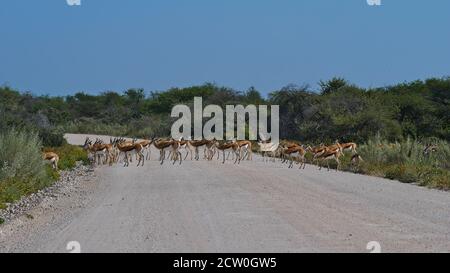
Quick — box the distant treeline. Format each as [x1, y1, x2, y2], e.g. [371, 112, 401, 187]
[1, 77, 449, 145]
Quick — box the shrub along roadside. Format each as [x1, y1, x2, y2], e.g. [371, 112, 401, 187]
[0, 129, 50, 210]
[0, 129, 88, 212]
[328, 137, 450, 190]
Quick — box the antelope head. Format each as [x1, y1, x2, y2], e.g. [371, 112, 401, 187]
[83, 137, 92, 150]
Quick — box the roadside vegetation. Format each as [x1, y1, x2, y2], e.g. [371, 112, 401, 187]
[311, 137, 450, 190]
[0, 129, 51, 210]
[0, 128, 88, 212]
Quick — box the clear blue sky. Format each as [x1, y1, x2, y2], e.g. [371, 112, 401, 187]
[1, 0, 449, 96]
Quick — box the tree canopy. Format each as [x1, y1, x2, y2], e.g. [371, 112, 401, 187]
[1, 77, 449, 143]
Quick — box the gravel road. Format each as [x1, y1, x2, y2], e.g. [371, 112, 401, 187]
[1, 134, 449, 253]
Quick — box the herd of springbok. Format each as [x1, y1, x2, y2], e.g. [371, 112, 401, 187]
[42, 137, 440, 172]
[77, 137, 360, 171]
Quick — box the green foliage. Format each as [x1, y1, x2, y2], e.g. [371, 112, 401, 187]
[335, 136, 450, 190]
[2, 77, 449, 142]
[270, 77, 450, 143]
[0, 129, 48, 186]
[61, 116, 171, 139]
[319, 77, 348, 94]
[0, 129, 53, 206]
[244, 87, 264, 104]
[0, 129, 88, 209]
[39, 129, 67, 147]
[148, 84, 217, 113]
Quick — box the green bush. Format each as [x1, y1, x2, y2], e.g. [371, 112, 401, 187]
[0, 129, 53, 206]
[0, 129, 88, 209]
[61, 115, 171, 139]
[353, 137, 450, 189]
[384, 164, 418, 184]
[39, 129, 67, 147]
[425, 171, 450, 190]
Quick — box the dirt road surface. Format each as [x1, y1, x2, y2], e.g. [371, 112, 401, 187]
[1, 134, 449, 253]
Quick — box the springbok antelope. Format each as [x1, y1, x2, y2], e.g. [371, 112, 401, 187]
[94, 138, 115, 166]
[339, 141, 357, 154]
[316, 148, 341, 171]
[169, 139, 183, 165]
[103, 138, 117, 166]
[114, 137, 139, 163]
[236, 140, 253, 160]
[328, 140, 343, 154]
[153, 138, 182, 165]
[282, 145, 307, 169]
[215, 141, 241, 164]
[306, 144, 327, 164]
[205, 138, 218, 161]
[189, 139, 210, 161]
[177, 137, 194, 160]
[83, 138, 113, 166]
[43, 152, 59, 170]
[83, 137, 94, 163]
[109, 138, 120, 163]
[83, 138, 101, 165]
[138, 138, 153, 160]
[116, 139, 144, 167]
[280, 142, 301, 163]
[152, 138, 171, 163]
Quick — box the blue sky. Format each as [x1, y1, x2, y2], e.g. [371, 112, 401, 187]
[0, 0, 449, 96]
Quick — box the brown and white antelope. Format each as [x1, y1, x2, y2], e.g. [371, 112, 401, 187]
[83, 137, 114, 166]
[138, 138, 153, 160]
[116, 138, 145, 167]
[189, 139, 211, 161]
[153, 138, 182, 165]
[205, 138, 219, 161]
[280, 142, 301, 163]
[338, 141, 357, 154]
[83, 138, 101, 165]
[316, 148, 341, 171]
[177, 137, 195, 160]
[282, 145, 307, 169]
[43, 152, 59, 170]
[236, 140, 253, 160]
[328, 140, 343, 154]
[215, 140, 241, 164]
[109, 138, 120, 163]
[306, 144, 328, 164]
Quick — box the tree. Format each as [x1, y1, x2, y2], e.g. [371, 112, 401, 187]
[319, 77, 348, 95]
[244, 86, 264, 104]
